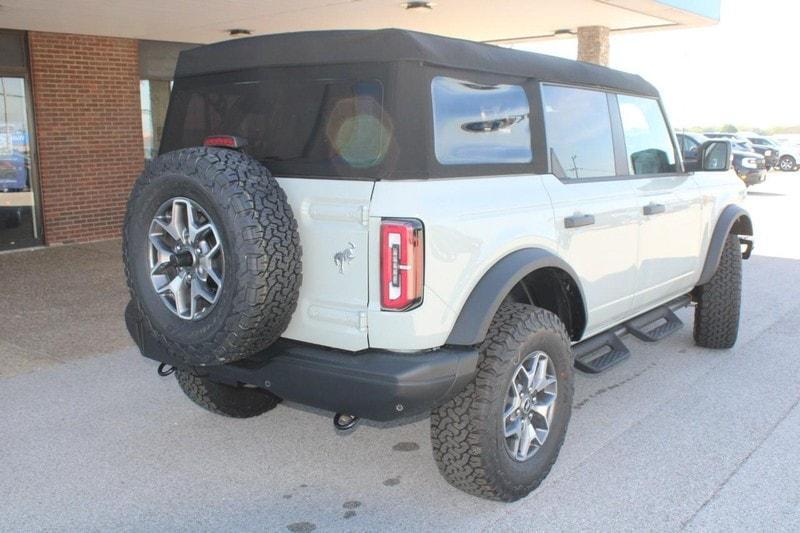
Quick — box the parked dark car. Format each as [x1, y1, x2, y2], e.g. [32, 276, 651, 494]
[705, 131, 778, 169]
[679, 132, 765, 186]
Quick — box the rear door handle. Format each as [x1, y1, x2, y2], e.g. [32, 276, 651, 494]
[564, 214, 595, 228]
[643, 203, 666, 216]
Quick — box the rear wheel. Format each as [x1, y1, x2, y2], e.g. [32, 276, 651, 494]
[431, 304, 573, 502]
[176, 368, 280, 418]
[779, 155, 796, 172]
[694, 233, 742, 349]
[123, 147, 302, 366]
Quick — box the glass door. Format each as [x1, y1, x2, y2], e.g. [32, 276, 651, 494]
[0, 76, 40, 250]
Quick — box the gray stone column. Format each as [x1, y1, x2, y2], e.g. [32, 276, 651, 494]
[577, 26, 610, 66]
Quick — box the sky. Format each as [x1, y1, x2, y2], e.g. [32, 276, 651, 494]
[515, 0, 799, 129]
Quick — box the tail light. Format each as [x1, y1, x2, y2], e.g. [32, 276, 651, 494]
[203, 135, 247, 150]
[380, 219, 424, 311]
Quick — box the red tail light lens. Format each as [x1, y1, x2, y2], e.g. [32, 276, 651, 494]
[203, 135, 247, 149]
[380, 219, 424, 311]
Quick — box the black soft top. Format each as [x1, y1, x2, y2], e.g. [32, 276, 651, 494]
[175, 28, 658, 98]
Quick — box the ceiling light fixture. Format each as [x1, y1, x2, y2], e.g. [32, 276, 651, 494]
[403, 1, 434, 10]
[227, 29, 252, 36]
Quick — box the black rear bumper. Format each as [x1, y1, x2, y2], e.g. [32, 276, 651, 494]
[125, 302, 479, 421]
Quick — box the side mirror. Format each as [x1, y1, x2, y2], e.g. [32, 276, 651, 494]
[699, 140, 732, 171]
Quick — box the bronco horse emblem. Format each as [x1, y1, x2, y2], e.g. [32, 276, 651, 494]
[334, 242, 356, 274]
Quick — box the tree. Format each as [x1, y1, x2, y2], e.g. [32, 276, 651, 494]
[720, 123, 738, 133]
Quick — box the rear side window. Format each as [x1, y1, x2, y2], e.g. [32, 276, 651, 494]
[617, 94, 677, 175]
[541, 85, 616, 179]
[431, 76, 532, 165]
[162, 77, 390, 174]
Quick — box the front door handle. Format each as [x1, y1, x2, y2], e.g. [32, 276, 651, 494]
[564, 214, 595, 228]
[643, 203, 666, 216]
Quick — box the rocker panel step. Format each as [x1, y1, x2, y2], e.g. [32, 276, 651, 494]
[574, 331, 631, 374]
[626, 306, 684, 343]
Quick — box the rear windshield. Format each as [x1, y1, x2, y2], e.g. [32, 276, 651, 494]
[161, 74, 390, 177]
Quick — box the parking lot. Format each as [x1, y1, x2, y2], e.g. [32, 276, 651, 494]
[1, 172, 799, 531]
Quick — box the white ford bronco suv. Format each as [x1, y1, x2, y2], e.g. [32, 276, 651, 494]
[123, 29, 753, 502]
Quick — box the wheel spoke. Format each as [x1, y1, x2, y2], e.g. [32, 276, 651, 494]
[191, 223, 214, 243]
[504, 393, 521, 418]
[518, 421, 534, 458]
[206, 266, 223, 288]
[505, 417, 523, 438]
[531, 399, 554, 429]
[192, 277, 217, 305]
[150, 260, 170, 276]
[152, 218, 176, 242]
[172, 276, 190, 316]
[171, 200, 188, 240]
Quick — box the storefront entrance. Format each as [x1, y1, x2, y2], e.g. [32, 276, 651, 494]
[1, 31, 41, 250]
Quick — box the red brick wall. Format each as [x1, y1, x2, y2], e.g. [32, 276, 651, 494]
[28, 32, 143, 244]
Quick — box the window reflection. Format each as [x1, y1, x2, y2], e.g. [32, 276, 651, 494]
[431, 76, 532, 165]
[541, 85, 616, 179]
[618, 94, 676, 175]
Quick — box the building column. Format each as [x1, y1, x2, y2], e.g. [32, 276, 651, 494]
[28, 32, 143, 244]
[577, 25, 610, 66]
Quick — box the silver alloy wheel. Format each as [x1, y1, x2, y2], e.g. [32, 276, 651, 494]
[503, 350, 558, 462]
[148, 197, 224, 320]
[780, 157, 794, 171]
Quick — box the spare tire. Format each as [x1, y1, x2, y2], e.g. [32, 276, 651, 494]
[123, 147, 302, 366]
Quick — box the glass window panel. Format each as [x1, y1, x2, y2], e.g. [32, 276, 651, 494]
[431, 76, 532, 165]
[618, 94, 677, 175]
[162, 77, 389, 172]
[0, 76, 39, 249]
[541, 85, 616, 179]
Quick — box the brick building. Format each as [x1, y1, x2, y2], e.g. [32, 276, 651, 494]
[0, 0, 719, 251]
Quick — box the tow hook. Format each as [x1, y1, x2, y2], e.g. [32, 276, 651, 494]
[157, 363, 176, 377]
[739, 237, 754, 260]
[333, 413, 360, 431]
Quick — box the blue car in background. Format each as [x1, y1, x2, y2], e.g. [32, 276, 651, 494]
[0, 151, 28, 191]
[0, 128, 29, 192]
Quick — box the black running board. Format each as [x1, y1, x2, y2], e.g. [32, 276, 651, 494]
[573, 295, 691, 375]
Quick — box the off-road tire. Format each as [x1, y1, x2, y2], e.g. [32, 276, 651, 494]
[176, 368, 280, 418]
[123, 147, 302, 366]
[430, 303, 574, 502]
[694, 233, 742, 349]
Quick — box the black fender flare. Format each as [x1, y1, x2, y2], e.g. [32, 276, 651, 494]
[697, 204, 753, 286]
[445, 248, 587, 346]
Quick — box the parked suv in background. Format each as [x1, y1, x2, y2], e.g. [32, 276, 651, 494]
[124, 30, 753, 502]
[743, 134, 783, 170]
[768, 137, 800, 172]
[706, 131, 778, 169]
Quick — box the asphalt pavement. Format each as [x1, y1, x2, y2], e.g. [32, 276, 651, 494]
[1, 172, 799, 531]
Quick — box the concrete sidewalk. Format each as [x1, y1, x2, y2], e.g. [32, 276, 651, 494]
[1, 173, 799, 531]
[0, 239, 132, 378]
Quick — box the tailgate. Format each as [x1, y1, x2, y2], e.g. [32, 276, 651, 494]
[276, 177, 374, 351]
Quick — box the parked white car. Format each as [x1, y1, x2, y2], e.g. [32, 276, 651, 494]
[123, 29, 754, 502]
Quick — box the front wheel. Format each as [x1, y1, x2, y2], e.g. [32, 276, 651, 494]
[779, 155, 797, 172]
[694, 233, 742, 349]
[431, 304, 574, 501]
